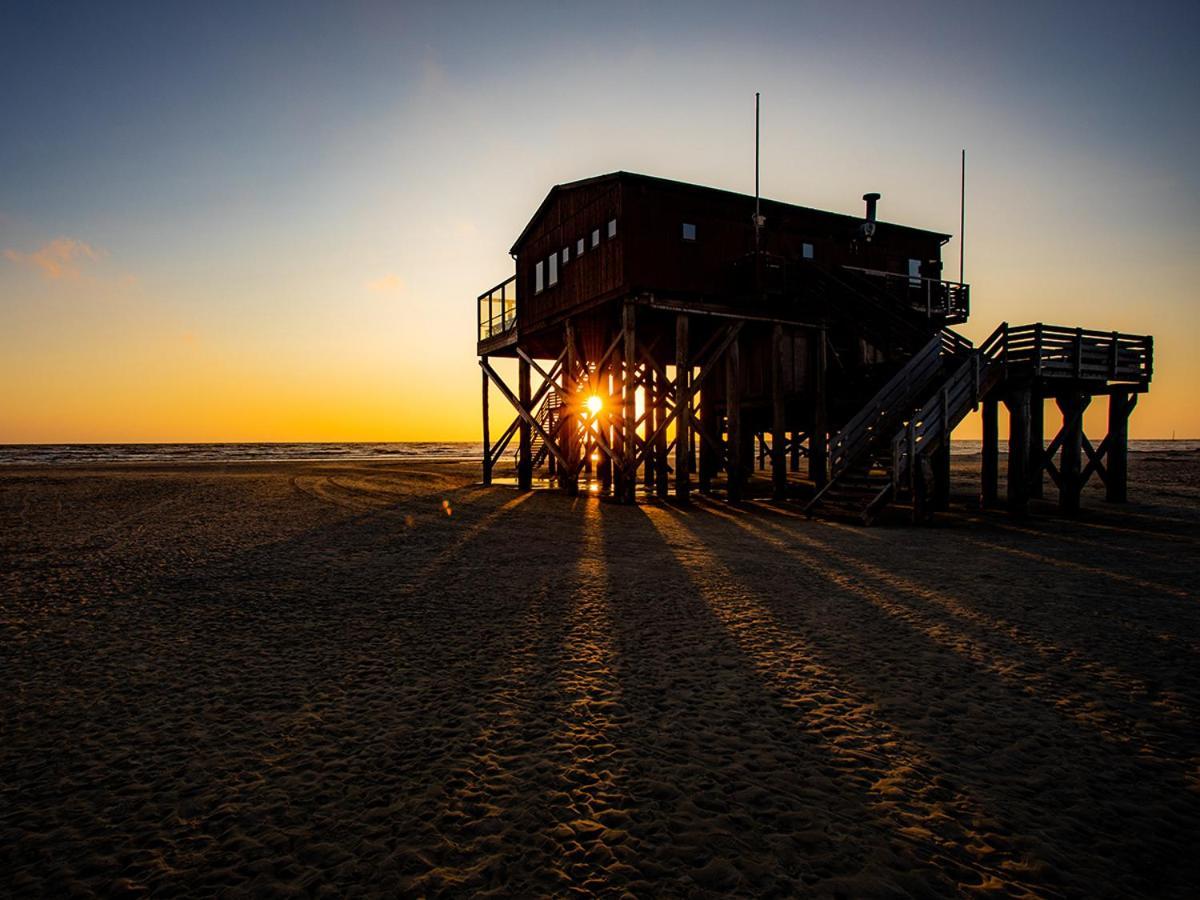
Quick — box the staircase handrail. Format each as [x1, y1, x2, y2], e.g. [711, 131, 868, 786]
[891, 322, 1009, 490]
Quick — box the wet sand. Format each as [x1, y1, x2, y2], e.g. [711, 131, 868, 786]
[2, 454, 1199, 897]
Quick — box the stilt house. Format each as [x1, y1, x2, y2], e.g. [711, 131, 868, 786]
[477, 172, 1152, 521]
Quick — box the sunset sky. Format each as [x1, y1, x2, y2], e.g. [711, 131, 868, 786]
[2, 1, 1197, 442]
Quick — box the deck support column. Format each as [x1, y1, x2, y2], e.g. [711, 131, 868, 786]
[771, 323, 788, 501]
[674, 314, 691, 502]
[809, 328, 828, 489]
[726, 333, 743, 504]
[699, 376, 717, 494]
[1106, 392, 1131, 503]
[621, 301, 638, 504]
[790, 431, 801, 472]
[1057, 392, 1089, 515]
[1006, 386, 1031, 517]
[517, 357, 532, 491]
[655, 365, 670, 499]
[644, 368, 656, 493]
[981, 395, 999, 508]
[612, 343, 626, 501]
[932, 439, 951, 511]
[562, 321, 579, 496]
[1029, 394, 1045, 499]
[481, 363, 492, 486]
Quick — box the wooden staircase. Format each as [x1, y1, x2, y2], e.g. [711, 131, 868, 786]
[515, 390, 564, 472]
[805, 328, 977, 523]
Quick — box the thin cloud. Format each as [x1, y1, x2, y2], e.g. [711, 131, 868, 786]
[366, 273, 405, 294]
[3, 237, 104, 280]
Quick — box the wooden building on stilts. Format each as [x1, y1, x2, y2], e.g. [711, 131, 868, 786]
[477, 172, 1153, 522]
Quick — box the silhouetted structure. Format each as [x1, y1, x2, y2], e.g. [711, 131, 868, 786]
[477, 172, 1152, 521]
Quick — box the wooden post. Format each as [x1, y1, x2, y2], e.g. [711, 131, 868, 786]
[655, 365, 669, 499]
[481, 363, 492, 486]
[1029, 394, 1044, 499]
[698, 375, 717, 494]
[932, 387, 951, 510]
[771, 323, 788, 500]
[622, 301, 638, 504]
[612, 343, 626, 501]
[726, 333, 743, 504]
[518, 357, 532, 491]
[981, 396, 999, 508]
[1106, 392, 1130, 503]
[562, 321, 579, 496]
[674, 314, 690, 502]
[1006, 387, 1030, 517]
[790, 431, 801, 472]
[1058, 392, 1086, 515]
[809, 328, 828, 489]
[644, 367, 656, 493]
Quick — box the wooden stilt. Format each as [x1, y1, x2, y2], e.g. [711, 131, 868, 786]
[1029, 393, 1044, 499]
[481, 363, 492, 486]
[726, 333, 743, 504]
[699, 376, 717, 494]
[932, 439, 951, 511]
[518, 357, 532, 491]
[621, 301, 638, 504]
[772, 324, 788, 500]
[790, 430, 801, 472]
[1058, 392, 1088, 515]
[674, 314, 691, 502]
[644, 367, 656, 492]
[1006, 387, 1031, 517]
[981, 395, 999, 508]
[562, 321, 579, 496]
[1106, 392, 1131, 503]
[612, 347, 625, 499]
[655, 365, 669, 499]
[809, 328, 828, 489]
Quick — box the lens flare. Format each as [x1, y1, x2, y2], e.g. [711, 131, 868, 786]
[585, 395, 603, 416]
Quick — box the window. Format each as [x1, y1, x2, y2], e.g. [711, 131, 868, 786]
[548, 253, 558, 286]
[682, 222, 696, 241]
[562, 246, 570, 264]
[607, 218, 617, 238]
[577, 237, 585, 255]
[802, 242, 814, 259]
[908, 258, 922, 287]
[591, 228, 600, 248]
[535, 260, 544, 294]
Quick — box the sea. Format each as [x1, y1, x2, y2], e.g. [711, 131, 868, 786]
[0, 440, 1196, 465]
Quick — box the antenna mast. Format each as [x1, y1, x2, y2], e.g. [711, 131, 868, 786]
[754, 92, 762, 253]
[959, 148, 966, 283]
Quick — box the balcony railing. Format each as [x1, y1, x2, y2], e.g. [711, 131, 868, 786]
[478, 275, 518, 343]
[841, 266, 970, 322]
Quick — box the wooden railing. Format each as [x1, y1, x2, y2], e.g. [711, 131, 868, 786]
[840, 266, 970, 322]
[826, 328, 973, 480]
[478, 275, 518, 342]
[1002, 324, 1152, 384]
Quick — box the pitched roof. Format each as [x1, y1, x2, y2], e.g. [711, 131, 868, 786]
[510, 171, 951, 253]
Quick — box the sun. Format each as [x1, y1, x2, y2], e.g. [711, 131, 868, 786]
[585, 395, 603, 417]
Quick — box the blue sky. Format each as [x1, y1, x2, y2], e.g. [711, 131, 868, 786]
[2, 1, 1197, 440]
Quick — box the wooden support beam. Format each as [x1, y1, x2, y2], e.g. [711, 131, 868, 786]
[480, 359, 572, 475]
[809, 328, 828, 489]
[699, 374, 717, 494]
[1006, 387, 1031, 517]
[1081, 434, 1110, 486]
[1057, 392, 1088, 515]
[1106, 392, 1131, 503]
[621, 301, 638, 504]
[932, 387, 951, 510]
[771, 323, 788, 500]
[981, 396, 999, 508]
[726, 332, 743, 504]
[518, 357, 532, 491]
[481, 364, 492, 486]
[655, 366, 669, 499]
[1029, 394, 1045, 499]
[790, 431, 801, 472]
[644, 367, 656, 492]
[674, 313, 691, 501]
[561, 321, 579, 496]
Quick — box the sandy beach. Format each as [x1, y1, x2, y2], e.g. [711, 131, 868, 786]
[2, 452, 1198, 897]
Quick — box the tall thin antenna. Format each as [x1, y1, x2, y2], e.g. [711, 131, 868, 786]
[754, 92, 761, 253]
[959, 148, 966, 283]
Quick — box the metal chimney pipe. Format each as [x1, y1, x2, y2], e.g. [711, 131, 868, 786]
[863, 192, 881, 222]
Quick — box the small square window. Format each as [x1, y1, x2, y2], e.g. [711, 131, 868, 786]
[577, 238, 585, 255]
[535, 260, 544, 294]
[682, 222, 696, 241]
[562, 246, 570, 264]
[591, 228, 600, 248]
[802, 242, 814, 259]
[607, 218, 616, 238]
[548, 253, 558, 286]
